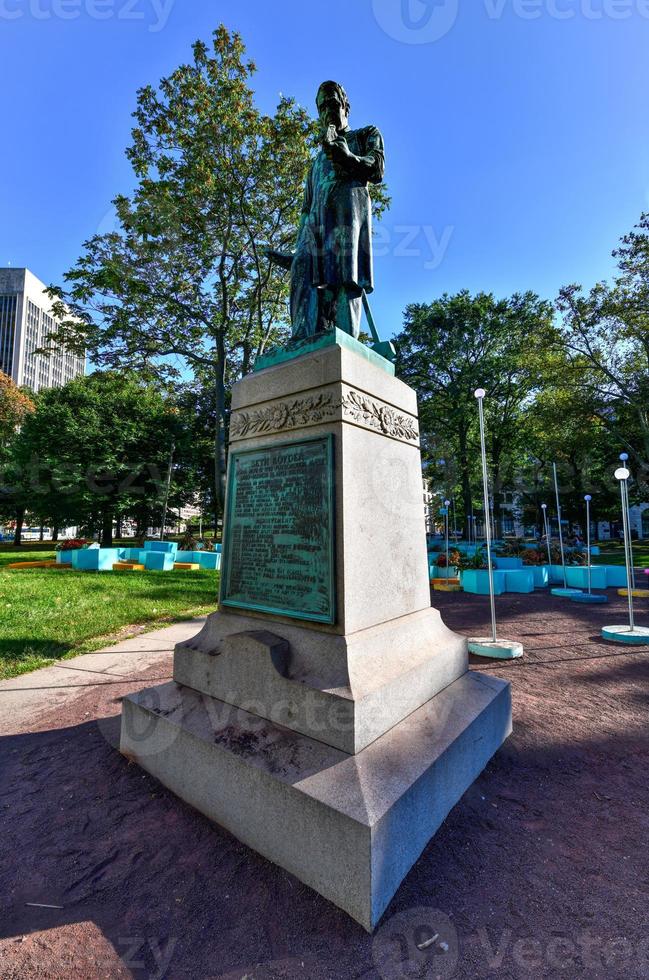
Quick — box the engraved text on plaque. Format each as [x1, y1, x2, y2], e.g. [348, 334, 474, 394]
[221, 436, 335, 623]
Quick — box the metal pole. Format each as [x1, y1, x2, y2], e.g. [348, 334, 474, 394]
[585, 495, 592, 595]
[541, 504, 552, 567]
[444, 499, 450, 577]
[619, 456, 636, 588]
[160, 438, 175, 541]
[475, 389, 497, 642]
[623, 480, 636, 588]
[615, 467, 634, 631]
[553, 462, 568, 589]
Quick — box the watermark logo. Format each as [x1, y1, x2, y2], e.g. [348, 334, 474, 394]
[373, 906, 459, 979]
[373, 0, 649, 43]
[372, 0, 460, 43]
[0, 0, 174, 32]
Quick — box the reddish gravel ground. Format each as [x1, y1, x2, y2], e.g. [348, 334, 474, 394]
[1, 589, 649, 980]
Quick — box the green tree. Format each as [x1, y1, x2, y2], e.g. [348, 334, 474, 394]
[557, 212, 649, 493]
[396, 290, 555, 535]
[0, 372, 34, 448]
[10, 372, 183, 546]
[0, 373, 35, 544]
[45, 26, 317, 522]
[517, 371, 619, 536]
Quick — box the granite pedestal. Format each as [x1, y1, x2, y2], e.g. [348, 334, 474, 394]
[120, 331, 512, 931]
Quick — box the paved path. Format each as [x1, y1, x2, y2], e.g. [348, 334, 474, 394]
[0, 618, 205, 735]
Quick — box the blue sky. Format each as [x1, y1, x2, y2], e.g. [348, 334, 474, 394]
[1, 0, 648, 338]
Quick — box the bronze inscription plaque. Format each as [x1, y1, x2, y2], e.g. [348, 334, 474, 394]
[220, 436, 335, 623]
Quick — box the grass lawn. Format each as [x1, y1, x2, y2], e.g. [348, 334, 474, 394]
[591, 541, 649, 567]
[0, 543, 218, 680]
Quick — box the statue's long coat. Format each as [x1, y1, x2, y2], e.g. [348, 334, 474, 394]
[297, 125, 385, 293]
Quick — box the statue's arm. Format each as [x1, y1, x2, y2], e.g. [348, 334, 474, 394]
[334, 126, 385, 184]
[264, 164, 312, 269]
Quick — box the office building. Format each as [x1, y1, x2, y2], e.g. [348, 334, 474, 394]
[0, 267, 85, 393]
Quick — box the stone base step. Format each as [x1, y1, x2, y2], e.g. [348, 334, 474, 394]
[120, 670, 511, 932]
[112, 562, 145, 571]
[173, 562, 201, 570]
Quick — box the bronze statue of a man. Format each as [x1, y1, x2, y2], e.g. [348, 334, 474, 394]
[268, 81, 385, 341]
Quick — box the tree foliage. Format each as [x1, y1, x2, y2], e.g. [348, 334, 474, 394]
[396, 290, 555, 534]
[557, 212, 649, 493]
[0, 372, 34, 448]
[45, 25, 318, 517]
[7, 372, 186, 546]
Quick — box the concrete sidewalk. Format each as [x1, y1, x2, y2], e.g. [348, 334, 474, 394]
[0, 617, 205, 735]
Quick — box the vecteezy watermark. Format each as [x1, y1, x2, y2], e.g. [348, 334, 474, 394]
[484, 0, 649, 19]
[0, 0, 174, 32]
[372, 0, 460, 44]
[468, 926, 649, 972]
[374, 224, 455, 270]
[118, 936, 178, 979]
[373, 906, 459, 979]
[373, 0, 649, 43]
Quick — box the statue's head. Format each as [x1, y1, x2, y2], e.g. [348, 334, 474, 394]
[316, 81, 350, 132]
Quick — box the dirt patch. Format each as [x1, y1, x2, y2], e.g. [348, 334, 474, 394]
[1, 590, 648, 979]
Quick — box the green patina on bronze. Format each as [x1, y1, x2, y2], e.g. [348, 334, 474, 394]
[220, 435, 336, 623]
[253, 327, 395, 376]
[264, 80, 396, 363]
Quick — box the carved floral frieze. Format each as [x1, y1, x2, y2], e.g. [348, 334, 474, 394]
[230, 389, 418, 444]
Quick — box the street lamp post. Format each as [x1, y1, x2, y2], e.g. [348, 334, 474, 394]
[585, 495, 592, 595]
[541, 503, 552, 568]
[550, 462, 582, 598]
[444, 499, 450, 577]
[601, 466, 649, 644]
[467, 389, 523, 660]
[553, 462, 567, 589]
[619, 454, 636, 589]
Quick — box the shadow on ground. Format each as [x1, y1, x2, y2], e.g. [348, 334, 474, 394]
[2, 591, 649, 978]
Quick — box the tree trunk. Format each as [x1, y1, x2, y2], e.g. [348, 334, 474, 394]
[214, 363, 228, 540]
[13, 507, 24, 547]
[458, 427, 472, 539]
[101, 509, 113, 547]
[52, 526, 59, 542]
[39, 523, 44, 541]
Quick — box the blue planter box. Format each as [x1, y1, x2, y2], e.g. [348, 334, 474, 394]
[430, 565, 459, 579]
[565, 566, 608, 590]
[143, 551, 175, 571]
[493, 557, 523, 570]
[531, 565, 550, 588]
[120, 547, 145, 562]
[460, 569, 506, 595]
[601, 565, 629, 588]
[72, 548, 122, 571]
[503, 569, 534, 593]
[144, 540, 178, 557]
[56, 550, 74, 564]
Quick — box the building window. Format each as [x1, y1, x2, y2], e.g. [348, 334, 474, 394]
[0, 294, 18, 375]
